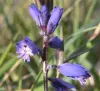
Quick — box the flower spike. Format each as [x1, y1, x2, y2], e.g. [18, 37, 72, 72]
[28, 4, 63, 36]
[58, 63, 91, 85]
[16, 37, 39, 62]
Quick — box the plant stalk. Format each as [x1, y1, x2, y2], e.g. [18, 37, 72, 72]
[42, 36, 48, 91]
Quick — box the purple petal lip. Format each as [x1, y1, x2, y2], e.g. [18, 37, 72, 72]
[48, 78, 76, 91]
[47, 7, 63, 35]
[48, 36, 63, 50]
[58, 63, 91, 85]
[16, 37, 39, 62]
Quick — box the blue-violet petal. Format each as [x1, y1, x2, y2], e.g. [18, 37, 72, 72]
[16, 37, 39, 62]
[28, 3, 41, 26]
[48, 78, 76, 91]
[48, 36, 63, 50]
[58, 63, 91, 85]
[47, 7, 63, 35]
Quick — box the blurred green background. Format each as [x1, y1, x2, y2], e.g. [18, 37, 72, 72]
[0, 0, 100, 91]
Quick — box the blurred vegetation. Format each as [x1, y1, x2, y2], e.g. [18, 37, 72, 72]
[0, 0, 100, 91]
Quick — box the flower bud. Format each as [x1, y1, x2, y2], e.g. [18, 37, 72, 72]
[48, 36, 63, 50]
[47, 7, 63, 35]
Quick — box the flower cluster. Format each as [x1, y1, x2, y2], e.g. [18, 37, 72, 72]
[28, 4, 63, 36]
[16, 4, 63, 61]
[28, 4, 63, 51]
[16, 3, 91, 91]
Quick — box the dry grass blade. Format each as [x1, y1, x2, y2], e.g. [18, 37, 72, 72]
[0, 59, 22, 86]
[89, 23, 100, 41]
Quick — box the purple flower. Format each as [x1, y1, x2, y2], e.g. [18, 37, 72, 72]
[28, 4, 41, 27]
[47, 7, 63, 35]
[28, 4, 63, 36]
[16, 37, 39, 62]
[28, 4, 48, 35]
[48, 78, 76, 91]
[48, 36, 63, 50]
[58, 63, 91, 85]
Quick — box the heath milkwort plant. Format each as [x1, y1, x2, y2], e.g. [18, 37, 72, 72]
[16, 3, 90, 91]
